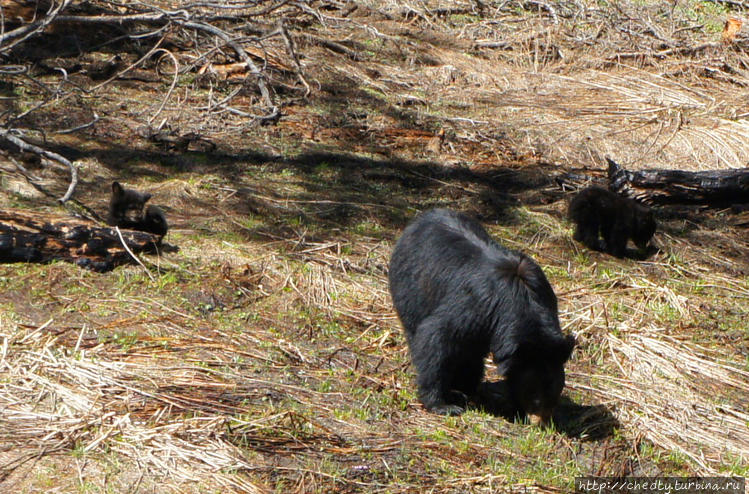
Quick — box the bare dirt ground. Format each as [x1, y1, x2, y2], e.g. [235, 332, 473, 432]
[1, 1, 748, 492]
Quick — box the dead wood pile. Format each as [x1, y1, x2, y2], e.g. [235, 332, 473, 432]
[0, 209, 162, 271]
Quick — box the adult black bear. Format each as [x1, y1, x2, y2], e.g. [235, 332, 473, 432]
[568, 186, 655, 258]
[107, 182, 168, 237]
[388, 208, 575, 424]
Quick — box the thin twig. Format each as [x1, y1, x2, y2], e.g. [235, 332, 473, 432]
[147, 49, 180, 125]
[56, 113, 100, 135]
[0, 128, 78, 203]
[90, 35, 168, 91]
[114, 227, 156, 281]
[0, 0, 73, 52]
[179, 20, 279, 119]
[276, 19, 310, 97]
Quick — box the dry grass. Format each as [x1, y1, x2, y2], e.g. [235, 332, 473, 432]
[607, 333, 748, 470]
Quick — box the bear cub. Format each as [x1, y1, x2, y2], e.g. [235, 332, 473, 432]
[388, 208, 575, 424]
[568, 186, 655, 258]
[107, 182, 168, 237]
[135, 205, 168, 236]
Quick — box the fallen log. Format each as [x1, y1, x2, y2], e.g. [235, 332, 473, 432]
[0, 209, 164, 272]
[607, 158, 749, 206]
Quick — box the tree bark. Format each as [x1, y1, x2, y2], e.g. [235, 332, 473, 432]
[0, 209, 163, 272]
[607, 158, 749, 206]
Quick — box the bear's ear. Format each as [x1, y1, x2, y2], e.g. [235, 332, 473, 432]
[560, 334, 576, 362]
[112, 182, 123, 195]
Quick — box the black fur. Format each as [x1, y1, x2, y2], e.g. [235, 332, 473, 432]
[107, 182, 168, 237]
[388, 208, 575, 421]
[568, 186, 655, 258]
[108, 182, 151, 226]
[120, 205, 168, 236]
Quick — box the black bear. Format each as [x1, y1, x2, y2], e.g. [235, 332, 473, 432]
[133, 205, 168, 236]
[108, 181, 151, 226]
[388, 208, 575, 424]
[568, 186, 655, 258]
[107, 182, 168, 237]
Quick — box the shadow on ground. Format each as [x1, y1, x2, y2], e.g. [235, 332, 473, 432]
[42, 139, 559, 230]
[474, 381, 619, 441]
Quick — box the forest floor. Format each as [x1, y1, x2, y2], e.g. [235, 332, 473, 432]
[1, 1, 748, 492]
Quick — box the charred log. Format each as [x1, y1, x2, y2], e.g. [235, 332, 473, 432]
[0, 209, 165, 272]
[608, 158, 749, 206]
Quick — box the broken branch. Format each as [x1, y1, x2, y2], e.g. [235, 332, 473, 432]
[0, 128, 78, 203]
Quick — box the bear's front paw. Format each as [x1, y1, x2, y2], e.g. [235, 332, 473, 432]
[428, 403, 466, 416]
[424, 390, 467, 415]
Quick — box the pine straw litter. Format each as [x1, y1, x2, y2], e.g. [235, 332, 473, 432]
[577, 332, 749, 473]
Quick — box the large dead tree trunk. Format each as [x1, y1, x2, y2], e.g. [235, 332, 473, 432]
[0, 209, 163, 272]
[607, 158, 749, 206]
